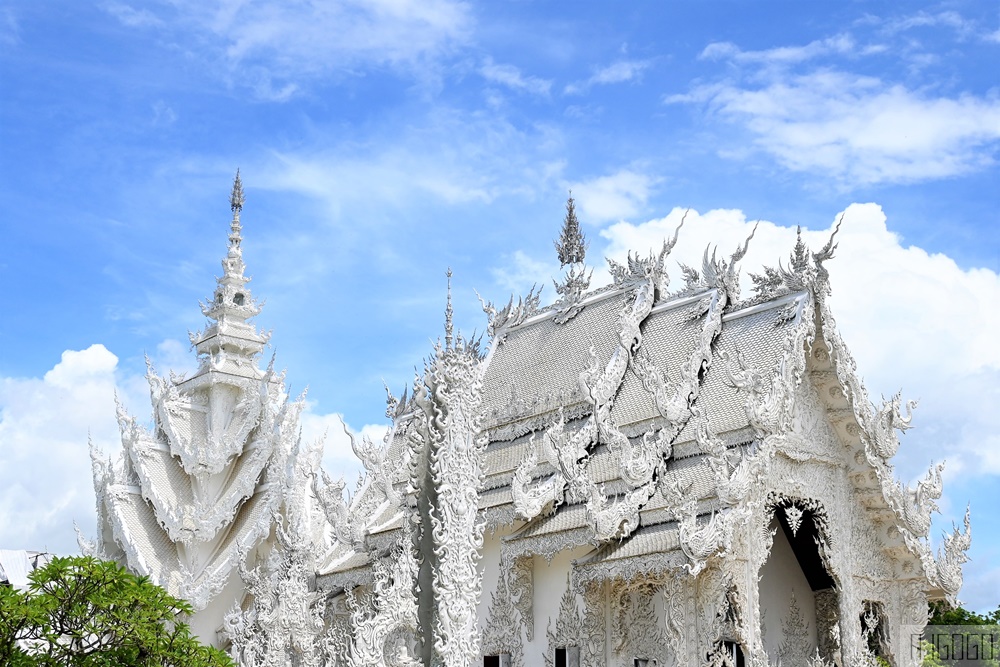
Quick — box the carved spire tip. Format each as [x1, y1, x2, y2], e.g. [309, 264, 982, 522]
[230, 168, 245, 214]
[444, 267, 454, 351]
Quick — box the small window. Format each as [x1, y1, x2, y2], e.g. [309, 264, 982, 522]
[483, 654, 510, 667]
[215, 293, 223, 304]
[233, 292, 245, 306]
[711, 642, 744, 667]
[634, 659, 649, 667]
[556, 646, 580, 667]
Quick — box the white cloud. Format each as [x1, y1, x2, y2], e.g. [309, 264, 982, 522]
[880, 10, 976, 37]
[102, 2, 163, 28]
[700, 34, 855, 66]
[480, 57, 551, 95]
[257, 109, 565, 219]
[107, 0, 472, 99]
[490, 250, 558, 298]
[564, 59, 651, 95]
[568, 168, 658, 223]
[299, 408, 383, 485]
[0, 345, 130, 554]
[667, 69, 1000, 185]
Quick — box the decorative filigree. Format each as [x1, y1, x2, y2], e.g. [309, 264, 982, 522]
[482, 558, 525, 667]
[555, 193, 587, 267]
[783, 505, 805, 537]
[347, 535, 420, 667]
[509, 555, 534, 641]
[544, 575, 585, 667]
[744, 219, 840, 307]
[678, 502, 742, 576]
[935, 506, 972, 604]
[86, 179, 313, 615]
[661, 575, 687, 662]
[866, 391, 917, 462]
[222, 514, 327, 667]
[675, 224, 756, 302]
[479, 284, 543, 339]
[878, 460, 944, 539]
[408, 325, 487, 667]
[612, 583, 666, 664]
[553, 264, 593, 324]
[580, 582, 605, 667]
[777, 589, 812, 665]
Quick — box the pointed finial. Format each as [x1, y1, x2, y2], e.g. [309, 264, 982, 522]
[444, 267, 454, 351]
[555, 190, 587, 267]
[230, 169, 245, 214]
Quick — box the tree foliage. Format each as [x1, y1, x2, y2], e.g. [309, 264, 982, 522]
[0, 556, 233, 667]
[922, 601, 1000, 667]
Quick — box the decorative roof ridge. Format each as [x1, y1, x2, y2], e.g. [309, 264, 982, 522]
[793, 219, 971, 603]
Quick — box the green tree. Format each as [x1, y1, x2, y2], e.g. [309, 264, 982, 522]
[923, 601, 1000, 667]
[0, 556, 233, 667]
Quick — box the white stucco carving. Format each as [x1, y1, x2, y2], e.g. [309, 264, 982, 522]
[85, 188, 971, 667]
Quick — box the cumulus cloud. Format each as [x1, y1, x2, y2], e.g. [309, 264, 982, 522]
[0, 345, 128, 554]
[299, 408, 383, 485]
[568, 169, 658, 223]
[480, 57, 551, 95]
[564, 59, 651, 94]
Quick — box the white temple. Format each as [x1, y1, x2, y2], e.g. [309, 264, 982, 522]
[83, 175, 972, 667]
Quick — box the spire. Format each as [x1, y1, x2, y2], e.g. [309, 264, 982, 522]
[552, 192, 591, 324]
[195, 171, 262, 328]
[187, 172, 268, 382]
[226, 170, 245, 274]
[230, 168, 245, 214]
[444, 268, 454, 351]
[555, 191, 587, 267]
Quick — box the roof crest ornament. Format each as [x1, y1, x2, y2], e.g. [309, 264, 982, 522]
[478, 284, 542, 341]
[553, 193, 592, 325]
[744, 215, 843, 309]
[555, 190, 587, 266]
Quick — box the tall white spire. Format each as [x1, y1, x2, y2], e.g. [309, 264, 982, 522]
[186, 170, 269, 383]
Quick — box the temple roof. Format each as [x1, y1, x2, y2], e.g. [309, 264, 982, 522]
[317, 226, 970, 604]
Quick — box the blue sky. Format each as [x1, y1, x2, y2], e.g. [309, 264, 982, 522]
[1, 1, 999, 610]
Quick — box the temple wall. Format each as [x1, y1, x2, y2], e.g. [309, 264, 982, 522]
[189, 565, 244, 646]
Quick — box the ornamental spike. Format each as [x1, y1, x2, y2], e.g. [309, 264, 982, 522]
[444, 267, 454, 351]
[555, 190, 587, 267]
[230, 168, 245, 214]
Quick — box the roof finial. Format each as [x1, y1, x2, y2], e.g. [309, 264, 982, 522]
[555, 190, 587, 267]
[230, 169, 245, 215]
[444, 268, 454, 351]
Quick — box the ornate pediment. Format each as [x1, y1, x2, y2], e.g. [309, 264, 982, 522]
[150, 371, 266, 476]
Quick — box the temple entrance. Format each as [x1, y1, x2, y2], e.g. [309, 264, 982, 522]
[758, 501, 838, 664]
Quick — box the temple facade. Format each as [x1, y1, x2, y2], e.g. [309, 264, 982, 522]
[83, 177, 971, 667]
